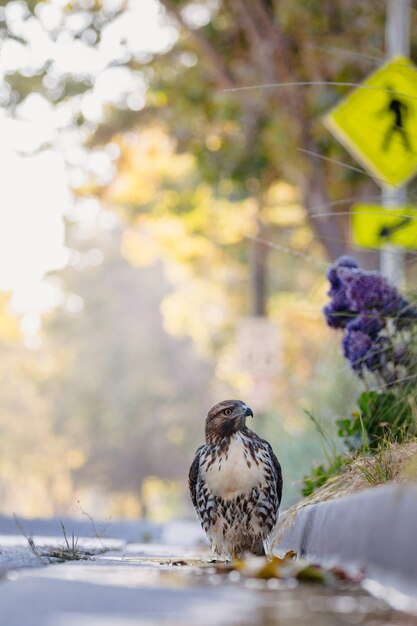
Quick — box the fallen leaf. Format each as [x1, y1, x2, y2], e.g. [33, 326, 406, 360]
[283, 549, 297, 560]
[296, 564, 330, 584]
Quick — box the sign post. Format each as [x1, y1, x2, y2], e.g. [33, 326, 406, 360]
[381, 0, 410, 287]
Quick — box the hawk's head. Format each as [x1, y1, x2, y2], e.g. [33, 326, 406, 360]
[205, 399, 253, 442]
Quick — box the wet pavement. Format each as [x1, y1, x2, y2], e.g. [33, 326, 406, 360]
[1, 535, 417, 626]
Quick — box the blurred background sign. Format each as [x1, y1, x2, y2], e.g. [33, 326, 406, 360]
[237, 317, 282, 377]
[236, 317, 282, 414]
[352, 204, 417, 249]
[324, 56, 417, 187]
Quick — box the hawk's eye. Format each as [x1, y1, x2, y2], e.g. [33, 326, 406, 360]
[224, 408, 232, 416]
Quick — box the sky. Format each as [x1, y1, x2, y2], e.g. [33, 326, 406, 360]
[0, 0, 180, 314]
[0, 112, 70, 311]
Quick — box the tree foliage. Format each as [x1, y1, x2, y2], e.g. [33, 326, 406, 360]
[0, 1, 125, 107]
[2, 0, 411, 260]
[93, 0, 406, 259]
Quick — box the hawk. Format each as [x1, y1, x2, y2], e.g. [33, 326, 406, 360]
[189, 399, 283, 559]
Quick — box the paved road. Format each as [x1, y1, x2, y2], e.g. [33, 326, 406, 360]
[0, 519, 416, 626]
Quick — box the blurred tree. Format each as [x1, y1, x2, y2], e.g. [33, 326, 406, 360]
[93, 126, 360, 435]
[0, 292, 20, 342]
[0, 294, 75, 516]
[85, 0, 404, 318]
[91, 0, 395, 262]
[40, 215, 219, 515]
[86, 124, 325, 359]
[1, 0, 406, 300]
[0, 0, 125, 108]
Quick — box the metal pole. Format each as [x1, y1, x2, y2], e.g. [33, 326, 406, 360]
[381, 0, 410, 286]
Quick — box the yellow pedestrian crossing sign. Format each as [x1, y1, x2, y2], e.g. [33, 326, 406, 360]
[324, 56, 417, 187]
[352, 204, 417, 249]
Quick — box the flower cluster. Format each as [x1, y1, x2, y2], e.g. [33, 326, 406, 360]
[323, 256, 417, 383]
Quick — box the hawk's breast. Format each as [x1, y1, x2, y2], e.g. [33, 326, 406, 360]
[201, 433, 266, 500]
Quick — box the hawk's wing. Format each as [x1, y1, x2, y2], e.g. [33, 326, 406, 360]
[263, 441, 283, 506]
[188, 445, 205, 510]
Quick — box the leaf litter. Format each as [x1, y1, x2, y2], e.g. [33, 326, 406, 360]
[215, 550, 362, 587]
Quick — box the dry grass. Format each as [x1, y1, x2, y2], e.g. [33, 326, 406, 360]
[273, 442, 417, 549]
[13, 516, 106, 564]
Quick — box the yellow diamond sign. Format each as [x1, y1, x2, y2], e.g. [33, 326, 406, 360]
[324, 56, 417, 187]
[352, 204, 417, 249]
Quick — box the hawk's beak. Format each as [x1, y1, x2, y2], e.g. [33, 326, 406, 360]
[244, 406, 254, 418]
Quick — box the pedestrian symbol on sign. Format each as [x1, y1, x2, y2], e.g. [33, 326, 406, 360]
[381, 85, 411, 153]
[324, 56, 417, 187]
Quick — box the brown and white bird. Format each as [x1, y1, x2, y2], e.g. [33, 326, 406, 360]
[189, 399, 282, 559]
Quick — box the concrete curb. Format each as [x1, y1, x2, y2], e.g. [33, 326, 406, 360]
[275, 483, 417, 597]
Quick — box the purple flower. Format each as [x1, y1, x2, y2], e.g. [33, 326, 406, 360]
[342, 331, 390, 375]
[346, 271, 402, 315]
[323, 295, 355, 329]
[324, 256, 360, 329]
[346, 313, 384, 339]
[327, 256, 359, 295]
[342, 330, 374, 374]
[324, 256, 417, 385]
